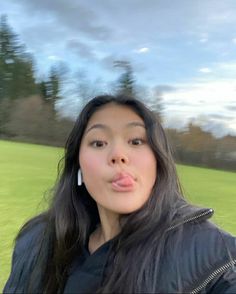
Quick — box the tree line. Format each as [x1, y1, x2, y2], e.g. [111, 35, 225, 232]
[0, 15, 61, 135]
[0, 15, 235, 171]
[167, 125, 236, 171]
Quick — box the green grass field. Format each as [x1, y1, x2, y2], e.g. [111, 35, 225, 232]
[0, 140, 235, 290]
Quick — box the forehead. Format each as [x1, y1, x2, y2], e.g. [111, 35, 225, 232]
[86, 103, 144, 128]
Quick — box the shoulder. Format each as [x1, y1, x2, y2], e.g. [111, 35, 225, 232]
[182, 220, 236, 255]
[188, 221, 236, 293]
[184, 220, 236, 265]
[169, 220, 236, 293]
[169, 203, 236, 270]
[14, 220, 46, 255]
[3, 219, 47, 293]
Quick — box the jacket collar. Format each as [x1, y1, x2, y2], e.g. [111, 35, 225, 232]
[167, 200, 214, 232]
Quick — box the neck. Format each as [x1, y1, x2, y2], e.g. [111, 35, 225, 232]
[89, 206, 120, 253]
[100, 214, 120, 241]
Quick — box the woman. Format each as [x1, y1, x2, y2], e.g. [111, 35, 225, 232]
[4, 94, 236, 293]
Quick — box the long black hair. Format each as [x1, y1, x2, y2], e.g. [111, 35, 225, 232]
[17, 94, 188, 293]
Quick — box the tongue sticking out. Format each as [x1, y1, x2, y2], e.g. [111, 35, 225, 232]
[114, 176, 134, 187]
[112, 175, 135, 192]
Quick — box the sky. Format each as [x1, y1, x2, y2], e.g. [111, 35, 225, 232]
[1, 0, 236, 137]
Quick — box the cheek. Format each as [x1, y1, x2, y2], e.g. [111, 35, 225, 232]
[133, 151, 156, 180]
[79, 149, 104, 180]
[79, 150, 106, 203]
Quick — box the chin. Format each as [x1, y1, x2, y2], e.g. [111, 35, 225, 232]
[111, 203, 145, 215]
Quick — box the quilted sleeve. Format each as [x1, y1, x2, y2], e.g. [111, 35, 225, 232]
[3, 223, 45, 294]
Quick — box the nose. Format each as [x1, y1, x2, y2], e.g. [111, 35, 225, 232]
[109, 145, 129, 165]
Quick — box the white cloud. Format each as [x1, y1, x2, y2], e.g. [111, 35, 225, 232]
[162, 79, 236, 136]
[135, 47, 150, 54]
[199, 67, 212, 73]
[232, 38, 236, 44]
[164, 80, 236, 104]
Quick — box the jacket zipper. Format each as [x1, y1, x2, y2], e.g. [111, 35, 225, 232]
[190, 259, 236, 294]
[166, 208, 236, 293]
[166, 208, 214, 232]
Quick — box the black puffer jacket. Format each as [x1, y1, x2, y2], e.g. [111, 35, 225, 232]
[157, 207, 236, 293]
[3, 207, 236, 293]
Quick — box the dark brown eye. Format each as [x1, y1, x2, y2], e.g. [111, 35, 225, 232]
[90, 140, 106, 148]
[130, 138, 144, 145]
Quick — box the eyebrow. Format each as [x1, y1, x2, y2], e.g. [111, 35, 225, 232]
[85, 121, 145, 134]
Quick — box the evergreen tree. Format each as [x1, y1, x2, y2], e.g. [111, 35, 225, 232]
[114, 60, 135, 96]
[0, 15, 37, 100]
[48, 66, 60, 102]
[38, 65, 62, 120]
[39, 80, 49, 100]
[147, 87, 164, 119]
[0, 15, 38, 134]
[0, 15, 18, 100]
[40, 65, 62, 102]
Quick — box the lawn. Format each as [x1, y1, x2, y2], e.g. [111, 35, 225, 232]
[177, 165, 236, 233]
[0, 140, 235, 290]
[0, 140, 63, 290]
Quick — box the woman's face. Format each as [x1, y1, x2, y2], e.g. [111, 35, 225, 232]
[79, 103, 157, 215]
